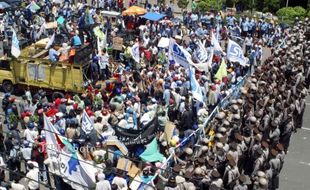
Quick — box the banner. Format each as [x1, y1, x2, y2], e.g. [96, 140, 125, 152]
[227, 39, 248, 66]
[114, 117, 160, 146]
[11, 29, 20, 58]
[44, 114, 96, 189]
[131, 43, 140, 63]
[168, 38, 193, 68]
[194, 40, 208, 63]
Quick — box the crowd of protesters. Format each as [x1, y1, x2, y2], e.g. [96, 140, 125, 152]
[0, 0, 309, 190]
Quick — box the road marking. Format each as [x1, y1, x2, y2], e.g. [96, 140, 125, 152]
[299, 161, 310, 167]
[302, 127, 310, 131]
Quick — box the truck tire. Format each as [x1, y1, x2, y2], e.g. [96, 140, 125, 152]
[52, 92, 65, 101]
[2, 80, 14, 93]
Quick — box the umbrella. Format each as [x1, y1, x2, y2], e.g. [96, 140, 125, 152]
[140, 12, 165, 21]
[105, 136, 129, 155]
[122, 6, 146, 16]
[0, 2, 11, 9]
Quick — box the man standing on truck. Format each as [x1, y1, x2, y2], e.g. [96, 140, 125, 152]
[98, 48, 109, 80]
[48, 45, 60, 63]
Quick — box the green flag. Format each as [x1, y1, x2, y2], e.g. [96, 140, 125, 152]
[140, 138, 164, 162]
[215, 58, 228, 80]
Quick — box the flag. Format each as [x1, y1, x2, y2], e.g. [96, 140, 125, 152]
[44, 114, 96, 189]
[131, 43, 140, 63]
[215, 58, 228, 80]
[36, 23, 45, 40]
[207, 47, 214, 67]
[194, 40, 208, 63]
[211, 31, 223, 52]
[82, 110, 94, 134]
[227, 39, 248, 66]
[140, 138, 164, 162]
[27, 1, 40, 13]
[45, 33, 55, 50]
[190, 67, 204, 102]
[168, 38, 193, 68]
[11, 29, 20, 58]
[57, 136, 96, 189]
[93, 26, 106, 41]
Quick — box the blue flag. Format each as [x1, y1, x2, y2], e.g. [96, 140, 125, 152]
[190, 67, 204, 102]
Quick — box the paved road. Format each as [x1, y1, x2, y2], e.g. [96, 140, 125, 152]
[280, 95, 310, 190]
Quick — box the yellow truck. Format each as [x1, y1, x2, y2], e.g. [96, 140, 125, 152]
[0, 39, 93, 98]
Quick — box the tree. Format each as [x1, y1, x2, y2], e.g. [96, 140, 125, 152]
[263, 0, 281, 13]
[196, 0, 223, 12]
[276, 6, 306, 23]
[177, 0, 189, 10]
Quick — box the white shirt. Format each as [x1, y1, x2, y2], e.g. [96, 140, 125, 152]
[96, 180, 111, 190]
[112, 176, 128, 190]
[11, 182, 27, 190]
[23, 129, 38, 144]
[25, 168, 40, 189]
[22, 147, 32, 160]
[99, 54, 109, 69]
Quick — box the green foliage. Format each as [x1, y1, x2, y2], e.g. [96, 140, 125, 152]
[276, 6, 307, 22]
[8, 114, 19, 125]
[262, 0, 281, 13]
[177, 0, 189, 9]
[30, 115, 39, 123]
[196, 0, 223, 12]
[293, 6, 306, 16]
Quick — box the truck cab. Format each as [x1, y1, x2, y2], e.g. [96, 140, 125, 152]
[0, 56, 15, 92]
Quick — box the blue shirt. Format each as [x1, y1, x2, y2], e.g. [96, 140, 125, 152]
[48, 48, 59, 62]
[72, 35, 82, 46]
[227, 16, 235, 26]
[242, 21, 249, 31]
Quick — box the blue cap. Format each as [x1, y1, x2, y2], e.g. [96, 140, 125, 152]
[28, 122, 35, 129]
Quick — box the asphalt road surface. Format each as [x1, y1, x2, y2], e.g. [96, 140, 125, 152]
[280, 95, 310, 190]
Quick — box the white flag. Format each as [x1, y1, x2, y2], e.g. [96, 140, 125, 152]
[82, 110, 94, 134]
[45, 33, 55, 50]
[227, 39, 248, 66]
[168, 38, 193, 68]
[11, 29, 20, 58]
[131, 43, 140, 63]
[36, 23, 45, 40]
[44, 114, 96, 190]
[211, 31, 223, 52]
[194, 40, 208, 63]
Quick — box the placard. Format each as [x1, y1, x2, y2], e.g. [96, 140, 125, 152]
[112, 37, 123, 51]
[116, 158, 132, 172]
